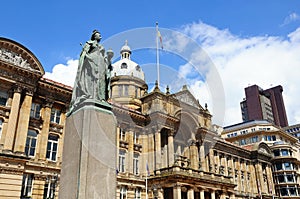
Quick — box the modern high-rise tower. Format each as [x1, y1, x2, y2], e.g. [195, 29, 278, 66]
[240, 84, 289, 127]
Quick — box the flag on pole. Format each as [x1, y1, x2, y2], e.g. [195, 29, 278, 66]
[157, 29, 163, 49]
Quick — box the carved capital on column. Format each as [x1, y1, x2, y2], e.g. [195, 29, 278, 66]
[24, 87, 35, 96]
[168, 129, 175, 137]
[12, 84, 23, 93]
[190, 139, 197, 146]
[43, 98, 54, 108]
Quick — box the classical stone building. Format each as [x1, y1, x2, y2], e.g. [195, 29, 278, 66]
[0, 37, 71, 198]
[0, 37, 284, 199]
[222, 120, 300, 198]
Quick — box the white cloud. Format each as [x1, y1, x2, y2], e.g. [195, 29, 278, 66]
[44, 22, 300, 127]
[179, 21, 300, 126]
[281, 12, 300, 26]
[43, 59, 78, 87]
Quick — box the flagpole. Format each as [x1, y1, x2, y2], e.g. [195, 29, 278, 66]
[145, 174, 148, 199]
[156, 22, 160, 88]
[146, 160, 148, 199]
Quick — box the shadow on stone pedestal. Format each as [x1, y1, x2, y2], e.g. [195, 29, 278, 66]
[59, 104, 117, 199]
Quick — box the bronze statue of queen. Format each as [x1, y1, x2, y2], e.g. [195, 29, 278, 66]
[68, 30, 113, 115]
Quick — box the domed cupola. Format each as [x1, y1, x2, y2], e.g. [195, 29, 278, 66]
[110, 41, 148, 110]
[111, 40, 145, 80]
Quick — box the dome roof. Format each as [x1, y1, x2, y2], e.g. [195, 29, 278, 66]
[111, 41, 145, 80]
[111, 59, 145, 80]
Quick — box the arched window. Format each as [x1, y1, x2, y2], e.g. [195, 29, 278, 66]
[25, 130, 38, 157]
[46, 134, 59, 161]
[121, 62, 128, 69]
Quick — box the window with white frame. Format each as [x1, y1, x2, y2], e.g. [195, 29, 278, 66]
[46, 134, 59, 161]
[119, 129, 126, 141]
[134, 188, 141, 199]
[133, 132, 139, 144]
[0, 91, 7, 106]
[120, 186, 127, 199]
[30, 103, 41, 119]
[50, 108, 61, 124]
[25, 130, 38, 157]
[21, 173, 34, 198]
[133, 153, 139, 175]
[119, 150, 126, 173]
[43, 176, 57, 199]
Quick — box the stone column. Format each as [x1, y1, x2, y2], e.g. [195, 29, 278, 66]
[57, 110, 67, 162]
[14, 88, 33, 153]
[255, 162, 264, 194]
[211, 190, 216, 199]
[234, 158, 241, 191]
[173, 184, 181, 199]
[155, 130, 161, 171]
[199, 144, 206, 171]
[37, 100, 53, 160]
[128, 129, 134, 174]
[3, 86, 22, 151]
[214, 151, 220, 174]
[250, 163, 258, 193]
[228, 156, 233, 177]
[266, 165, 274, 194]
[209, 149, 215, 173]
[190, 140, 198, 170]
[168, 131, 174, 167]
[148, 133, 155, 175]
[187, 188, 194, 199]
[200, 189, 205, 199]
[141, 133, 148, 176]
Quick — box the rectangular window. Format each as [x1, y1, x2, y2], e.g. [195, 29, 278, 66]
[25, 130, 38, 157]
[120, 186, 127, 199]
[50, 108, 61, 124]
[133, 132, 139, 144]
[46, 134, 59, 161]
[281, 149, 289, 156]
[240, 139, 246, 145]
[134, 188, 141, 199]
[275, 163, 283, 171]
[21, 174, 34, 198]
[120, 129, 126, 141]
[284, 162, 292, 170]
[30, 103, 41, 119]
[289, 187, 297, 196]
[274, 150, 280, 156]
[119, 150, 126, 173]
[0, 91, 7, 106]
[43, 176, 57, 199]
[133, 153, 139, 175]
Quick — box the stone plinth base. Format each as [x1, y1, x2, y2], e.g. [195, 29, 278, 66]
[59, 106, 116, 199]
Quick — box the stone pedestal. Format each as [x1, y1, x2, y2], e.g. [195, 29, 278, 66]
[59, 104, 117, 199]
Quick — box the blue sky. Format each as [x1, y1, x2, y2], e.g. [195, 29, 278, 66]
[2, 0, 299, 70]
[2, 0, 300, 126]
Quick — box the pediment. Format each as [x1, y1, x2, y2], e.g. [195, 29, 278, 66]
[172, 89, 202, 109]
[0, 37, 44, 76]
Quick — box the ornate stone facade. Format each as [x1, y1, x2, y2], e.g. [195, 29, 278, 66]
[0, 37, 283, 199]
